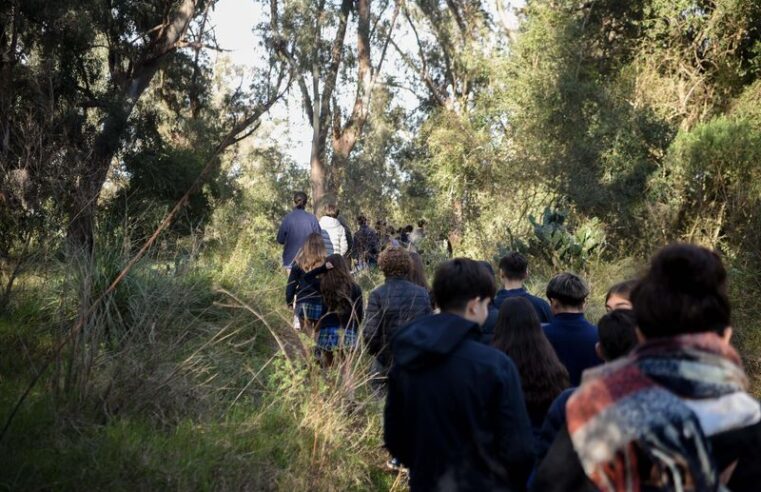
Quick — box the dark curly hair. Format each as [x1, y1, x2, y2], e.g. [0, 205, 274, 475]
[379, 247, 412, 279]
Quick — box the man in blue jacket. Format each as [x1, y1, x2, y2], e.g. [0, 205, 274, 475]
[542, 272, 601, 386]
[276, 191, 321, 270]
[494, 252, 553, 323]
[384, 258, 535, 491]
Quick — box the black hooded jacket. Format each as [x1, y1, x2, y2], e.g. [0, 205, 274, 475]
[384, 313, 535, 491]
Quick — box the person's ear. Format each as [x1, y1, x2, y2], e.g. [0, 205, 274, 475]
[595, 342, 605, 361]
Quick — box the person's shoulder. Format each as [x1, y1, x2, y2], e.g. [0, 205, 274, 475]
[529, 293, 551, 306]
[458, 338, 511, 366]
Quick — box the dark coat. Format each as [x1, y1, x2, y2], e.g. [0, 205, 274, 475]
[494, 288, 553, 324]
[535, 387, 575, 465]
[363, 278, 432, 367]
[276, 208, 321, 266]
[542, 313, 601, 386]
[531, 417, 761, 492]
[479, 304, 500, 345]
[384, 313, 535, 491]
[285, 264, 322, 306]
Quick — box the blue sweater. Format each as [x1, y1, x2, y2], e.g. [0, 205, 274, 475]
[494, 287, 553, 323]
[542, 313, 601, 386]
[276, 208, 321, 266]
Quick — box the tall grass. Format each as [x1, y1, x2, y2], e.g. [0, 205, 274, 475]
[0, 237, 397, 491]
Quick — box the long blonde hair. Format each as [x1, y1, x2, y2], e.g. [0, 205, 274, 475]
[295, 233, 327, 271]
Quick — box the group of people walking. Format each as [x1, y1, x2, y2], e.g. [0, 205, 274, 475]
[277, 191, 761, 491]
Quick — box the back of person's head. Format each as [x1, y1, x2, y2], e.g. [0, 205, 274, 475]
[433, 258, 495, 312]
[295, 232, 327, 271]
[323, 202, 338, 218]
[404, 225, 413, 233]
[417, 219, 426, 228]
[631, 243, 730, 338]
[597, 309, 638, 361]
[492, 297, 570, 409]
[605, 279, 637, 311]
[320, 254, 355, 311]
[499, 252, 529, 280]
[357, 215, 367, 226]
[379, 247, 412, 279]
[408, 252, 429, 291]
[293, 191, 308, 209]
[478, 260, 497, 296]
[546, 272, 589, 308]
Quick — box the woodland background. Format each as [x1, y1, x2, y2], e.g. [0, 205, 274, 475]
[2, 0, 761, 490]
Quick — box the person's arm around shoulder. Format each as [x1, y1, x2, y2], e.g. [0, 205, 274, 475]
[494, 355, 535, 489]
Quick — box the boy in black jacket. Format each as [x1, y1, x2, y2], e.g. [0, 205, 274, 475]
[384, 258, 535, 491]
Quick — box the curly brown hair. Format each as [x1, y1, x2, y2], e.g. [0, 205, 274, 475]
[378, 247, 412, 279]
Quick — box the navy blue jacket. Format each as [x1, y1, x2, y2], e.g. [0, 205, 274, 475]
[276, 208, 321, 266]
[479, 304, 500, 345]
[384, 313, 535, 491]
[542, 313, 601, 386]
[494, 288, 553, 323]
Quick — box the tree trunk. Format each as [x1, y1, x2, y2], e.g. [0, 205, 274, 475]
[66, 0, 198, 256]
[310, 125, 329, 215]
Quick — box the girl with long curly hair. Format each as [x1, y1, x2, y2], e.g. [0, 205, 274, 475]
[313, 254, 363, 365]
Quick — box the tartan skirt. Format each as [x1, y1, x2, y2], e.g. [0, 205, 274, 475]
[295, 301, 323, 321]
[316, 326, 358, 351]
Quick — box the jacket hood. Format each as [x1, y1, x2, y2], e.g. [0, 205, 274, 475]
[319, 216, 342, 229]
[391, 313, 480, 370]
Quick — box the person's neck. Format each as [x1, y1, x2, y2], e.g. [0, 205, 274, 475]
[502, 279, 524, 290]
[442, 308, 477, 323]
[555, 308, 584, 315]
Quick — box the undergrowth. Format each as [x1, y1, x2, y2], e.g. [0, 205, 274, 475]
[1, 235, 759, 491]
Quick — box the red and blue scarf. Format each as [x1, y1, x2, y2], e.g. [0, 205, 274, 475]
[567, 332, 760, 492]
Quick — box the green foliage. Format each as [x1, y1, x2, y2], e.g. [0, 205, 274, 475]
[648, 115, 761, 249]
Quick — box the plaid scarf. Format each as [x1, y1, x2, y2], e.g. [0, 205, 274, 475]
[566, 332, 760, 492]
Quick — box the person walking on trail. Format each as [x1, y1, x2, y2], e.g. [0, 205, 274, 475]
[353, 215, 380, 269]
[285, 232, 328, 337]
[319, 203, 349, 256]
[384, 258, 534, 491]
[532, 244, 761, 492]
[276, 191, 321, 270]
[494, 252, 553, 323]
[363, 247, 432, 379]
[542, 272, 601, 386]
[311, 254, 364, 366]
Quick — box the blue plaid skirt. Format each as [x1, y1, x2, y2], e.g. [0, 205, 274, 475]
[296, 301, 323, 321]
[316, 327, 358, 351]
